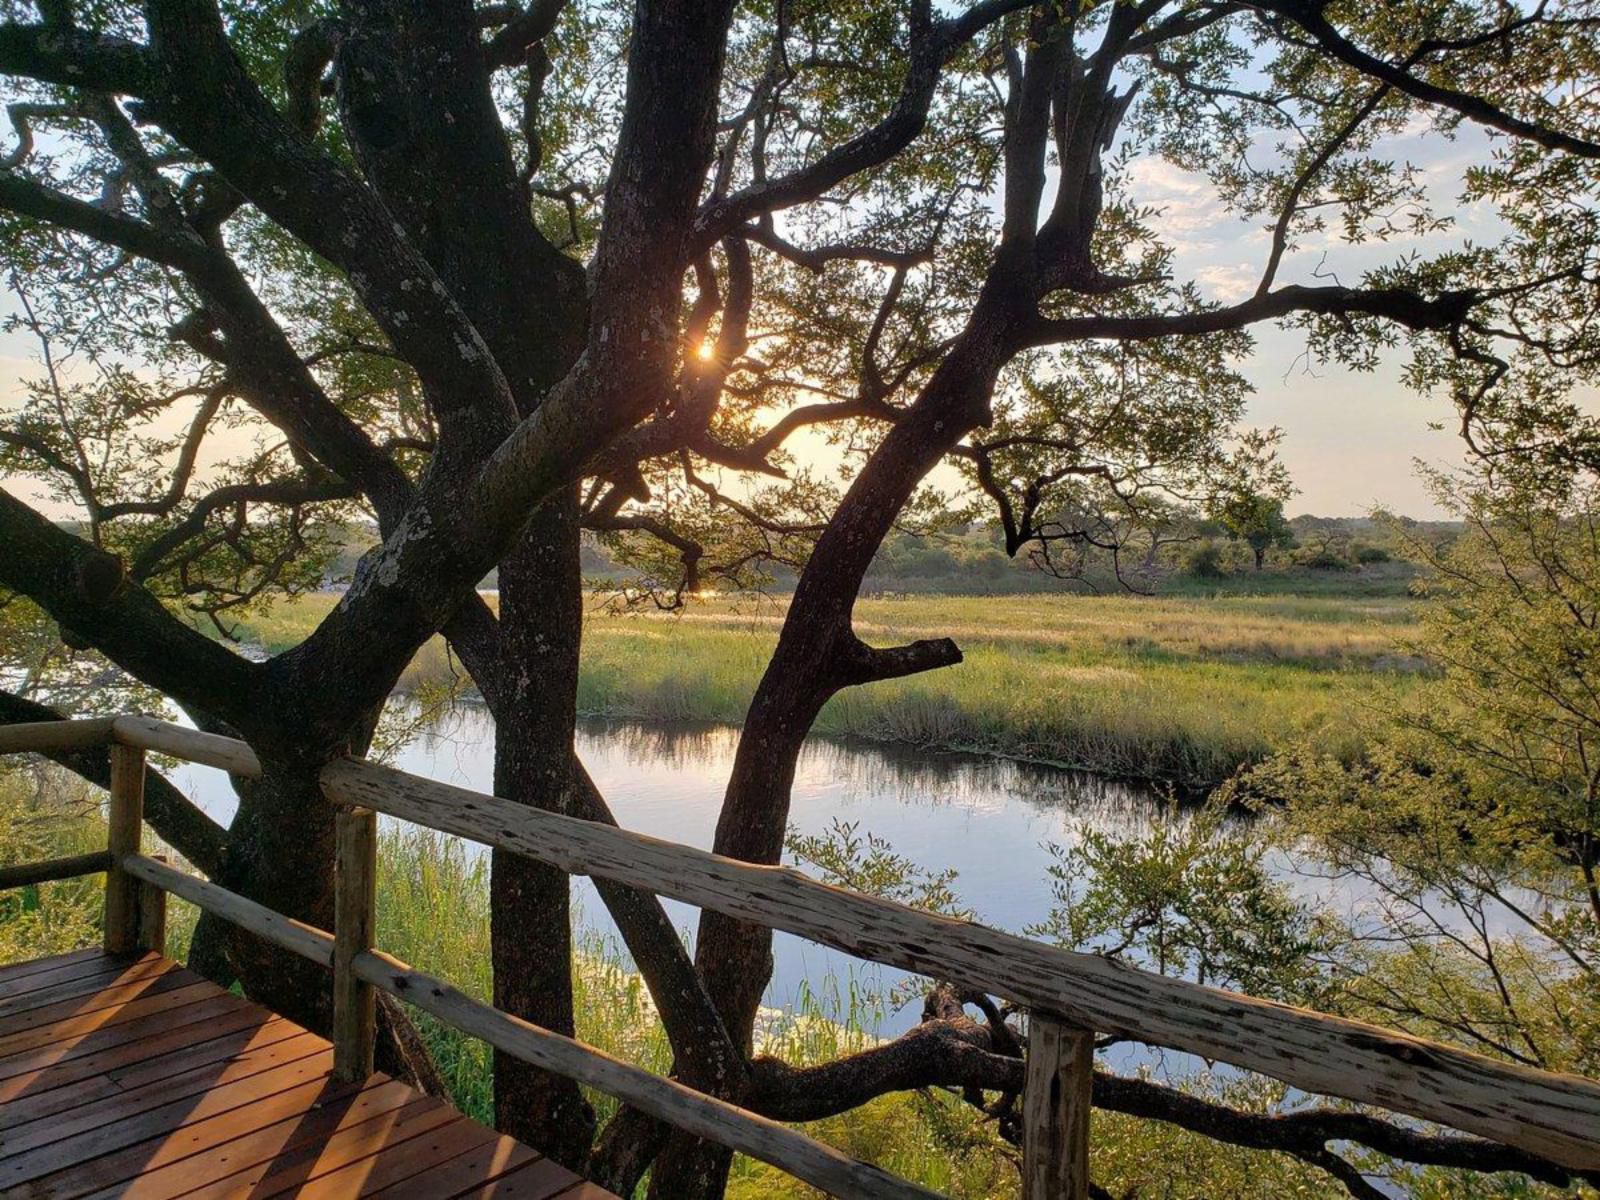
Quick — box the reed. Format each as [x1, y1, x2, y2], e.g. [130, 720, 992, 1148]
[226, 590, 1419, 791]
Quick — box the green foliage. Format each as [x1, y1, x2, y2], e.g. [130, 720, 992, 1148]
[1089, 1075, 1349, 1200]
[1299, 549, 1352, 571]
[1182, 539, 1226, 580]
[788, 818, 970, 919]
[1028, 799, 1334, 1004]
[774, 807, 1387, 1199]
[0, 768, 103, 963]
[1211, 430, 1297, 570]
[1250, 468, 1600, 1076]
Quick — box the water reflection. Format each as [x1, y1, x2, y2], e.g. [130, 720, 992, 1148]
[167, 704, 1237, 1040]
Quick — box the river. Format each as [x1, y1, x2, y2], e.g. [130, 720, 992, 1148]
[166, 702, 1371, 1050]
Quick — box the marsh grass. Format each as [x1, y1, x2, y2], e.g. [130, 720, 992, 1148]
[0, 770, 105, 961]
[225, 589, 1418, 789]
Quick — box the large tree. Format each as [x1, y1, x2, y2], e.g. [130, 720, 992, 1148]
[1, 1, 1599, 1197]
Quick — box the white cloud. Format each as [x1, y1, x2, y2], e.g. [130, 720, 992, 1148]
[1193, 262, 1260, 303]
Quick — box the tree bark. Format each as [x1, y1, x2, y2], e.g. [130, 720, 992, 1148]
[325, 1, 599, 1155]
[654, 316, 1017, 1197]
[489, 492, 597, 1165]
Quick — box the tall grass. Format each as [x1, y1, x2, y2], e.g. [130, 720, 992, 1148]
[0, 769, 105, 962]
[0, 768, 200, 962]
[372, 825, 1017, 1196]
[374, 825, 674, 1126]
[225, 590, 1420, 790]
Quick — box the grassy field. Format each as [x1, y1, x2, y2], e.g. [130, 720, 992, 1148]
[225, 585, 1421, 791]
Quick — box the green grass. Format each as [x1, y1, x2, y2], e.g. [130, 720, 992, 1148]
[0, 771, 106, 963]
[226, 588, 1423, 790]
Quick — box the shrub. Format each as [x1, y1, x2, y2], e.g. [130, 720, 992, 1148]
[1184, 541, 1226, 579]
[1353, 543, 1391, 564]
[1300, 550, 1352, 571]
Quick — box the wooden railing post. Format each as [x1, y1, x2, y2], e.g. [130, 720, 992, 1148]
[104, 743, 145, 955]
[333, 805, 377, 1082]
[1023, 1011, 1094, 1200]
[139, 853, 169, 954]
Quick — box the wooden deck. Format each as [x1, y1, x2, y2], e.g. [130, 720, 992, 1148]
[0, 949, 617, 1200]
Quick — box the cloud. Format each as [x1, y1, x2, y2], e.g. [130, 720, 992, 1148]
[1124, 157, 1222, 239]
[1193, 262, 1261, 303]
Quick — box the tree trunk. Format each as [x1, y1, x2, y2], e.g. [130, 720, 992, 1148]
[210, 762, 339, 1031]
[199, 757, 439, 1087]
[653, 328, 1012, 1198]
[488, 490, 597, 1165]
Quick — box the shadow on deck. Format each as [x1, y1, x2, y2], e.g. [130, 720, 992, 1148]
[0, 948, 616, 1200]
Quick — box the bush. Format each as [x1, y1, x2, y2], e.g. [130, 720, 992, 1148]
[1300, 550, 1351, 571]
[1353, 544, 1391, 564]
[1184, 541, 1226, 579]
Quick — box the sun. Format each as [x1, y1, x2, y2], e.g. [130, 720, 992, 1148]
[696, 340, 716, 362]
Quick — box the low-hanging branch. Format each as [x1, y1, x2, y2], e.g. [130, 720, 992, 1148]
[741, 986, 1600, 1199]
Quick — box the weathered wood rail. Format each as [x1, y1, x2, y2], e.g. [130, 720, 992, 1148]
[3, 714, 1599, 1200]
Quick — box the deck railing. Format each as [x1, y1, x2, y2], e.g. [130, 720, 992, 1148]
[2, 714, 1598, 1200]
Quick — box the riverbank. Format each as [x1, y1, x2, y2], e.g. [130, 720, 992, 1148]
[229, 589, 1421, 791]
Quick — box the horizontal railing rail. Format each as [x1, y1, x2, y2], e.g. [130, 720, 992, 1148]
[2, 714, 1598, 1199]
[0, 850, 113, 890]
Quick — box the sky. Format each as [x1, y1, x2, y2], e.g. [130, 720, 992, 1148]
[1122, 123, 1508, 520]
[0, 91, 1531, 523]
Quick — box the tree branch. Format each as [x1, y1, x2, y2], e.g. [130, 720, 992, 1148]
[1025, 283, 1482, 346]
[1258, 0, 1600, 158]
[0, 168, 209, 270]
[691, 1, 1028, 249]
[740, 222, 933, 273]
[835, 634, 964, 687]
[0, 488, 268, 740]
[743, 989, 1599, 1194]
[0, 22, 156, 95]
[484, 0, 568, 68]
[134, 0, 519, 453]
[129, 474, 358, 581]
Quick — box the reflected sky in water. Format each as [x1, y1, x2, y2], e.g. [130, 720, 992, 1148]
[168, 704, 1341, 1044]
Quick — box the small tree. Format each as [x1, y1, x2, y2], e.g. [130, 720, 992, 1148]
[1291, 515, 1354, 566]
[1250, 465, 1600, 1077]
[1183, 538, 1226, 580]
[1216, 493, 1295, 570]
[1212, 430, 1296, 570]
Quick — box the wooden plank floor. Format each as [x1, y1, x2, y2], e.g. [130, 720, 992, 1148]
[0, 950, 617, 1200]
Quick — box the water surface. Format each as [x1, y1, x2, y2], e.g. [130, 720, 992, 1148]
[170, 705, 1340, 1042]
